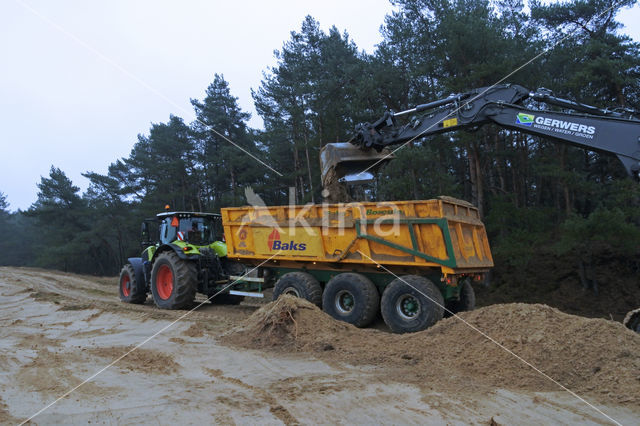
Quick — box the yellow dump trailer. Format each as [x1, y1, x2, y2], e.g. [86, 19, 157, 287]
[221, 197, 493, 333]
[222, 197, 492, 273]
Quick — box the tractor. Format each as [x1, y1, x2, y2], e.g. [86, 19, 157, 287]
[119, 210, 248, 309]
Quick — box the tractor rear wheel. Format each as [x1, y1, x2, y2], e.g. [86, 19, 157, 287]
[444, 278, 476, 317]
[119, 263, 147, 304]
[150, 251, 197, 309]
[273, 272, 322, 307]
[381, 275, 444, 333]
[322, 273, 379, 327]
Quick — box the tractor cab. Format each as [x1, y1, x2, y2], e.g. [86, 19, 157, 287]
[156, 212, 223, 246]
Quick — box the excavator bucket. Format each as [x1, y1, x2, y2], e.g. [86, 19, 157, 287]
[320, 142, 393, 187]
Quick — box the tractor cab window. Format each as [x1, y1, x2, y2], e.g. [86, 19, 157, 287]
[161, 220, 177, 244]
[161, 215, 221, 245]
[185, 219, 206, 244]
[141, 220, 159, 246]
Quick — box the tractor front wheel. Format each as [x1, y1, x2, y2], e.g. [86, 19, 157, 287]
[150, 251, 197, 309]
[119, 263, 147, 304]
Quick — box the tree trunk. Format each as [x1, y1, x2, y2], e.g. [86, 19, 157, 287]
[522, 134, 530, 207]
[410, 167, 419, 200]
[494, 133, 506, 195]
[230, 167, 237, 205]
[560, 145, 571, 215]
[292, 144, 300, 204]
[303, 131, 315, 204]
[468, 140, 484, 218]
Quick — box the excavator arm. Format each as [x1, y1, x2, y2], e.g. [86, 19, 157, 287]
[328, 84, 640, 182]
[319, 83, 640, 333]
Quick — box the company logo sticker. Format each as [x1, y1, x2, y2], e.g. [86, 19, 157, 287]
[366, 208, 395, 215]
[266, 228, 307, 251]
[516, 113, 535, 126]
[517, 113, 597, 137]
[267, 229, 280, 250]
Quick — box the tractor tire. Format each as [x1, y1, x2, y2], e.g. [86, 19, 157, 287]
[322, 273, 379, 328]
[273, 272, 322, 307]
[150, 251, 197, 309]
[381, 275, 444, 334]
[444, 279, 476, 317]
[118, 263, 147, 304]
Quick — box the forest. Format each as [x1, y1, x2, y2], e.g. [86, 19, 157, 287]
[1, 0, 639, 312]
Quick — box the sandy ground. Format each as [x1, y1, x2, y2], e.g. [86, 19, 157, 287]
[0, 267, 638, 425]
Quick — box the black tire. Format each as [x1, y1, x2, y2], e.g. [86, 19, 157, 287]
[273, 272, 322, 307]
[224, 258, 247, 277]
[381, 275, 444, 333]
[118, 263, 147, 304]
[150, 251, 197, 309]
[210, 293, 245, 305]
[322, 273, 380, 328]
[444, 279, 476, 317]
[624, 309, 640, 334]
[205, 258, 246, 304]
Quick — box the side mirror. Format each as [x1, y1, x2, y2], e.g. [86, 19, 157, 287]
[141, 222, 151, 248]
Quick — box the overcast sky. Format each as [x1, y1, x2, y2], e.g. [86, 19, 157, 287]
[1, 1, 639, 211]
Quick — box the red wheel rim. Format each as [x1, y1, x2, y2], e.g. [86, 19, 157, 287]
[121, 274, 131, 297]
[156, 265, 173, 300]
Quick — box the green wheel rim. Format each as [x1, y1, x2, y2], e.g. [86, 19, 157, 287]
[335, 290, 355, 314]
[396, 294, 421, 320]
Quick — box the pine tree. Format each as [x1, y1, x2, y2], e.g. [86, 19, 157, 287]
[254, 16, 369, 203]
[192, 74, 261, 209]
[125, 115, 200, 211]
[26, 167, 88, 272]
[0, 192, 8, 213]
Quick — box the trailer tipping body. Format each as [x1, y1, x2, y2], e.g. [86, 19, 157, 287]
[221, 197, 493, 276]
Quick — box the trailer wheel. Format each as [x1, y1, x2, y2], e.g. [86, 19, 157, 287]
[273, 272, 322, 307]
[444, 278, 475, 317]
[322, 273, 379, 328]
[623, 309, 640, 334]
[118, 263, 147, 304]
[381, 275, 444, 333]
[150, 251, 197, 309]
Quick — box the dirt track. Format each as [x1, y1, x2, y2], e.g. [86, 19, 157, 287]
[1, 267, 638, 425]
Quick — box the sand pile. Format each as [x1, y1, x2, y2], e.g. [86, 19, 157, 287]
[415, 304, 640, 402]
[88, 346, 181, 375]
[222, 295, 355, 351]
[223, 297, 640, 404]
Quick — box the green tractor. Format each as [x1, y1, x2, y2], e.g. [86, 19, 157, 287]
[119, 211, 248, 309]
